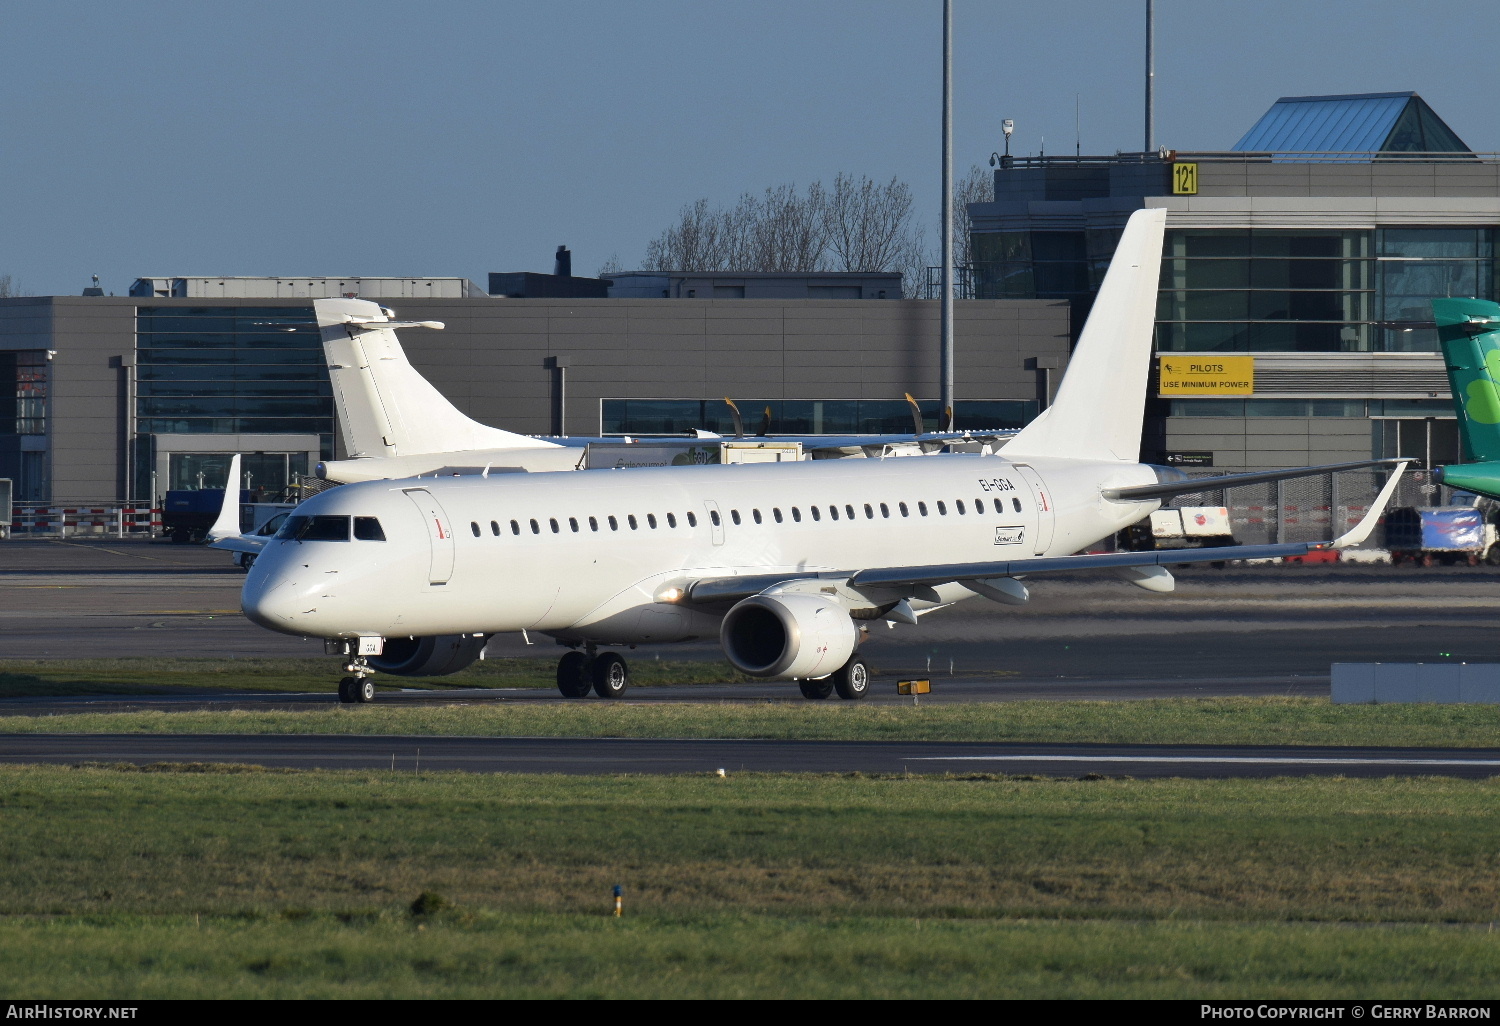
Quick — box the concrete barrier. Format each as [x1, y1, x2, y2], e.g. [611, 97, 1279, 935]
[1331, 663, 1500, 704]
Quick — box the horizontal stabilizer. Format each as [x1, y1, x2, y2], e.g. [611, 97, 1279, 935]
[1103, 458, 1408, 502]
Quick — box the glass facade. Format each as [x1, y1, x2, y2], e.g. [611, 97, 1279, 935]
[1169, 399, 1451, 418]
[601, 398, 1038, 436]
[0, 351, 48, 436]
[972, 226, 1499, 354]
[135, 307, 333, 445]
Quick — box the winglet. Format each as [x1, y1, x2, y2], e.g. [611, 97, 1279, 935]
[1330, 461, 1408, 549]
[206, 454, 243, 543]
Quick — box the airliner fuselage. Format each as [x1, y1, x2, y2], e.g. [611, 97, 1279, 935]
[244, 454, 1158, 643]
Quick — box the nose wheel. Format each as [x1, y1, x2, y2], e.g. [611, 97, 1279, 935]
[338, 657, 376, 704]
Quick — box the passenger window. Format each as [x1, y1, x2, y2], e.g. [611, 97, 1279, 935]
[589, 516, 599, 531]
[490, 520, 500, 536]
[628, 514, 638, 530]
[647, 513, 657, 529]
[846, 504, 856, 520]
[863, 504, 874, 519]
[470, 521, 481, 537]
[354, 517, 386, 541]
[687, 511, 698, 527]
[549, 518, 560, 534]
[936, 501, 947, 515]
[608, 515, 619, 531]
[1012, 497, 1023, 513]
[730, 509, 741, 526]
[810, 507, 821, 522]
[828, 506, 838, 521]
[667, 512, 677, 528]
[530, 519, 540, 534]
[773, 508, 783, 523]
[918, 502, 928, 516]
[792, 507, 801, 522]
[898, 502, 908, 517]
[710, 510, 721, 526]
[752, 509, 762, 524]
[569, 517, 579, 532]
[974, 498, 985, 514]
[880, 503, 889, 518]
[956, 500, 965, 515]
[510, 520, 520, 535]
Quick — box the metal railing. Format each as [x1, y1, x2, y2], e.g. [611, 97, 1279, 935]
[996, 150, 1500, 169]
[8, 503, 162, 538]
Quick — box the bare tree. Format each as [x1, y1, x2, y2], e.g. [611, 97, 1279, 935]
[824, 174, 916, 273]
[644, 184, 829, 273]
[0, 274, 27, 298]
[596, 253, 623, 277]
[951, 164, 991, 266]
[643, 198, 730, 272]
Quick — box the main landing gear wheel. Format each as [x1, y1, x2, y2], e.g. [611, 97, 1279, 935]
[338, 676, 376, 704]
[592, 653, 629, 699]
[798, 678, 834, 700]
[832, 657, 871, 700]
[556, 651, 592, 698]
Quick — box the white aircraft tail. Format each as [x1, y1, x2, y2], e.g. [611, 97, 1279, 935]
[314, 298, 559, 459]
[1001, 207, 1167, 463]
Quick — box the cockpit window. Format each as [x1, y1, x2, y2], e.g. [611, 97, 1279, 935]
[354, 517, 386, 541]
[277, 515, 350, 541]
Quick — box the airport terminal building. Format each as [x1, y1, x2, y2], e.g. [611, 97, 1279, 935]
[4, 91, 1496, 509]
[967, 91, 1497, 474]
[0, 283, 1067, 504]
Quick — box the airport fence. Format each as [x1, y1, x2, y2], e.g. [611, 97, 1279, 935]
[7, 503, 162, 539]
[1164, 467, 1438, 549]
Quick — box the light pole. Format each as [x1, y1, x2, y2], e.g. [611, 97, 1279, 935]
[940, 0, 954, 432]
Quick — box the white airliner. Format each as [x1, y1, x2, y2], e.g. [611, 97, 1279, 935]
[311, 302, 1015, 485]
[239, 209, 1406, 703]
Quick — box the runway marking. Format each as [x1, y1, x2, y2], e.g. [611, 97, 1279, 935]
[908, 754, 1500, 767]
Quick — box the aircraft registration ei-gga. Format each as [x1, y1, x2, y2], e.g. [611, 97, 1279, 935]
[235, 209, 1408, 703]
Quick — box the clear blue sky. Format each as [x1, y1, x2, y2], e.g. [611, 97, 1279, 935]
[2, 0, 1494, 296]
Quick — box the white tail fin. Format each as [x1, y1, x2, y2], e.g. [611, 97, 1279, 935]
[1001, 207, 1167, 463]
[314, 298, 559, 458]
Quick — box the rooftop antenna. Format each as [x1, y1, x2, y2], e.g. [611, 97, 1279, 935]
[1075, 94, 1081, 156]
[1145, 0, 1155, 152]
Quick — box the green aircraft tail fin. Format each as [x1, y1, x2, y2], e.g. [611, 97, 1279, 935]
[1434, 297, 1500, 463]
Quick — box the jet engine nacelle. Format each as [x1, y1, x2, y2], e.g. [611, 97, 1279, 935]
[367, 635, 487, 677]
[720, 593, 858, 679]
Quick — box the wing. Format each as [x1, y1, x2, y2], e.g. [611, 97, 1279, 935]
[682, 462, 1408, 607]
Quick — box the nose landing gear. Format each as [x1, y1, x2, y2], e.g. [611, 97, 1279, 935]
[555, 646, 631, 699]
[338, 658, 376, 704]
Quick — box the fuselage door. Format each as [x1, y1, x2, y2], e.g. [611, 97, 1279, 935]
[1011, 464, 1055, 556]
[704, 499, 724, 545]
[403, 487, 455, 584]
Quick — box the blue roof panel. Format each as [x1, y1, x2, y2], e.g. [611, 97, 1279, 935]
[1233, 92, 1414, 153]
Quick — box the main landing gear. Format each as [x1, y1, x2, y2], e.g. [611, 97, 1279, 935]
[799, 656, 870, 701]
[338, 656, 377, 704]
[556, 646, 631, 699]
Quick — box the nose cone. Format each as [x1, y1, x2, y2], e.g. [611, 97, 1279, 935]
[242, 562, 314, 634]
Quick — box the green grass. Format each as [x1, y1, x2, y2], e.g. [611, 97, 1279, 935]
[5, 695, 1499, 748]
[0, 656, 751, 696]
[6, 915, 1498, 999]
[2, 766, 1500, 997]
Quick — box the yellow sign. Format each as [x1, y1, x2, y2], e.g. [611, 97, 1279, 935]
[1172, 162, 1199, 195]
[1158, 356, 1254, 395]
